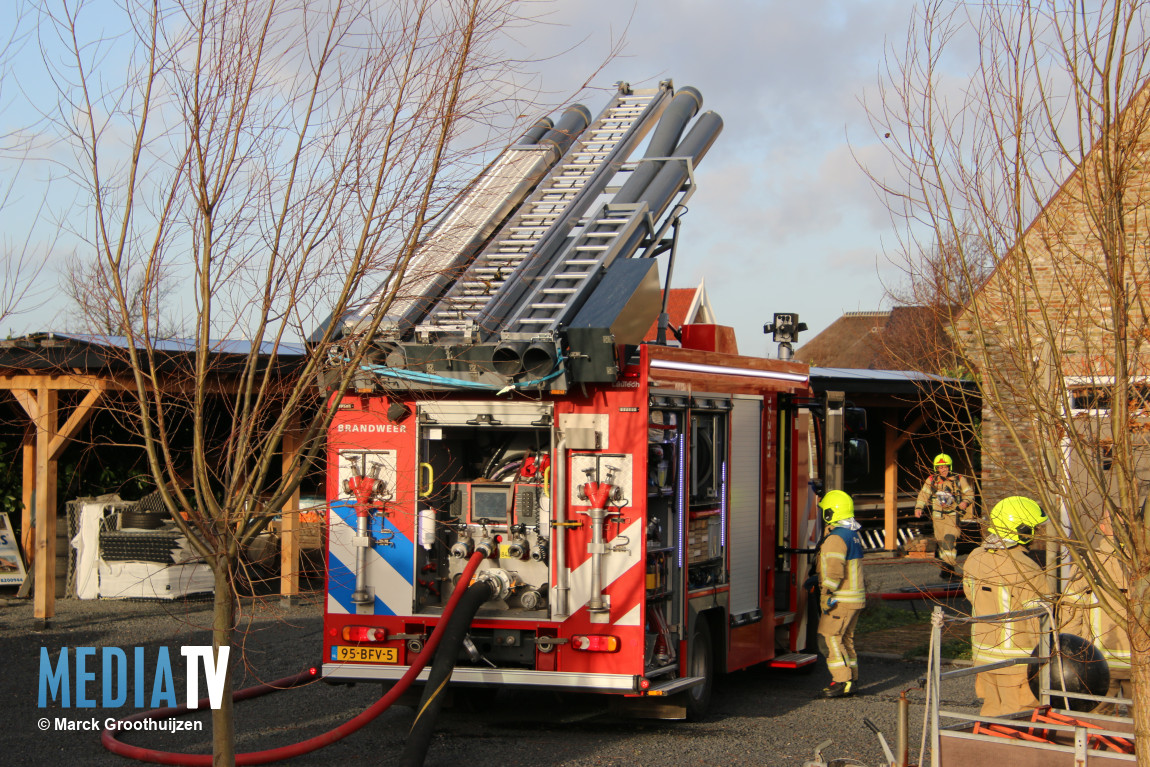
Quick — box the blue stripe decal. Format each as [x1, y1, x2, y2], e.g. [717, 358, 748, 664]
[328, 500, 413, 616]
[330, 500, 415, 584]
[326, 542, 390, 615]
[325, 550, 358, 615]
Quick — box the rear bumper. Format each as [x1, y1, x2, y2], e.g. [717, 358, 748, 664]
[322, 663, 642, 693]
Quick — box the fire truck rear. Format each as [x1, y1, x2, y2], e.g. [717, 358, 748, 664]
[319, 81, 831, 718]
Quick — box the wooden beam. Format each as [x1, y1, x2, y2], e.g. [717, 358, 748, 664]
[0, 372, 282, 395]
[49, 388, 104, 461]
[889, 414, 925, 454]
[14, 390, 38, 572]
[21, 431, 33, 569]
[882, 414, 926, 551]
[33, 388, 58, 621]
[885, 422, 899, 551]
[11, 388, 37, 420]
[0, 374, 113, 391]
[280, 414, 301, 599]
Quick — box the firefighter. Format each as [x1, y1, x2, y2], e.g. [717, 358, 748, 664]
[962, 496, 1048, 718]
[914, 453, 975, 579]
[815, 489, 866, 698]
[1060, 511, 1131, 712]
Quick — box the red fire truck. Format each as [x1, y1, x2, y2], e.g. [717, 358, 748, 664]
[319, 81, 843, 718]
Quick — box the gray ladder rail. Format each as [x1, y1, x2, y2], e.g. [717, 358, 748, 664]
[356, 144, 560, 336]
[419, 84, 671, 337]
[500, 203, 650, 335]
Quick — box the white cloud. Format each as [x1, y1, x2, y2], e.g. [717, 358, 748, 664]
[503, 0, 920, 347]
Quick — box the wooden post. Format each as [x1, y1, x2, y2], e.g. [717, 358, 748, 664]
[883, 414, 925, 552]
[34, 388, 58, 622]
[280, 414, 301, 600]
[21, 430, 34, 568]
[885, 422, 899, 551]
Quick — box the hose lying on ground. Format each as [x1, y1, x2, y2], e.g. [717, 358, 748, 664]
[400, 576, 499, 767]
[102, 551, 486, 766]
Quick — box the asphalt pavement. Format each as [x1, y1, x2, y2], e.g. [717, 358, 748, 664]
[3, 556, 981, 766]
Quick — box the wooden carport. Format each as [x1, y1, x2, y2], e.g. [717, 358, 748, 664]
[0, 334, 313, 624]
[808, 367, 981, 551]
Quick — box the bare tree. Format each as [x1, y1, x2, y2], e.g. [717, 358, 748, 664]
[0, 4, 53, 329]
[867, 0, 1150, 757]
[62, 253, 184, 337]
[39, 0, 549, 761]
[878, 232, 993, 375]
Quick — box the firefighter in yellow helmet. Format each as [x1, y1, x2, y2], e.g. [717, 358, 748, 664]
[914, 453, 974, 579]
[1060, 511, 1131, 712]
[815, 490, 866, 698]
[962, 496, 1048, 717]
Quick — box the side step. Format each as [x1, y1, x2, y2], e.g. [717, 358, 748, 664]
[644, 675, 704, 696]
[766, 652, 819, 669]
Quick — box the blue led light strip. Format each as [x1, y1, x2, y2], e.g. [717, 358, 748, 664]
[677, 432, 686, 569]
[720, 460, 728, 549]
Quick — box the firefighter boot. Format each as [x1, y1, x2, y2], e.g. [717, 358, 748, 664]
[818, 680, 854, 699]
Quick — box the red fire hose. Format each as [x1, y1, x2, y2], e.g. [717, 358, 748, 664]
[878, 586, 961, 601]
[101, 551, 486, 765]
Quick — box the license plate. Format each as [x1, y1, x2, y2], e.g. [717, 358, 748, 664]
[333, 645, 399, 663]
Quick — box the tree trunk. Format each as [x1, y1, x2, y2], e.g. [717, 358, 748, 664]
[211, 560, 236, 767]
[1128, 577, 1150, 767]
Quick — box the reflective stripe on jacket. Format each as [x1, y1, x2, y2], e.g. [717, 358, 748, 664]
[818, 526, 866, 606]
[915, 473, 973, 515]
[1061, 539, 1131, 675]
[962, 544, 1045, 663]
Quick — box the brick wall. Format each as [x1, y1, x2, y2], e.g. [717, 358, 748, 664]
[954, 83, 1150, 508]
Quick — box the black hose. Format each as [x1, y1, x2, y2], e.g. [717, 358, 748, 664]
[400, 578, 498, 767]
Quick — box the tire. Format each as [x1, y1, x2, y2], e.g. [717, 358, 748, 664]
[684, 618, 714, 721]
[121, 509, 165, 529]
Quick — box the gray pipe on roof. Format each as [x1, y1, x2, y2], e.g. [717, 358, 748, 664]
[636, 110, 724, 221]
[612, 86, 702, 205]
[515, 116, 554, 146]
[538, 104, 593, 155]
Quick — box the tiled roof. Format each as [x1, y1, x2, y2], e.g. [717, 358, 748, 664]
[643, 282, 715, 342]
[795, 307, 955, 371]
[794, 312, 890, 368]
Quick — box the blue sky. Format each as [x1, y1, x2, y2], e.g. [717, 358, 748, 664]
[509, 0, 921, 356]
[3, 0, 925, 355]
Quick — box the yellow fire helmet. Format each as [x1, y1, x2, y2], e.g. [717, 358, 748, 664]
[819, 489, 855, 525]
[989, 496, 1047, 545]
[933, 453, 953, 470]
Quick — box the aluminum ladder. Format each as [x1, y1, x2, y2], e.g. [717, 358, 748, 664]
[497, 202, 650, 335]
[418, 83, 671, 338]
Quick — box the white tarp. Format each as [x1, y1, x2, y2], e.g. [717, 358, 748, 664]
[97, 561, 214, 600]
[71, 502, 107, 599]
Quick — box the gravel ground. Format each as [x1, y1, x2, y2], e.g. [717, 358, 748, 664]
[3, 556, 980, 767]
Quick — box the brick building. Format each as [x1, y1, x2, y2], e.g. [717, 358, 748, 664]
[952, 84, 1150, 506]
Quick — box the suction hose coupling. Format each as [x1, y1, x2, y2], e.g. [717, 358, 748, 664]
[474, 568, 514, 601]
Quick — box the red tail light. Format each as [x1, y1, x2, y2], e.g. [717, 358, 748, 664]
[570, 634, 619, 652]
[342, 625, 388, 642]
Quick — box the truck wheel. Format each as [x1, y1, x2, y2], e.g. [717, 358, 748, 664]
[684, 619, 713, 721]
